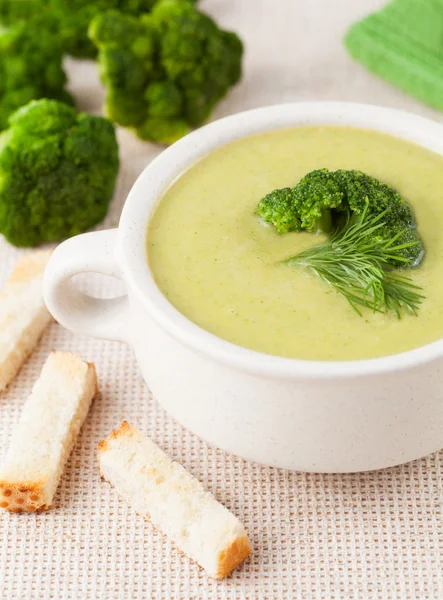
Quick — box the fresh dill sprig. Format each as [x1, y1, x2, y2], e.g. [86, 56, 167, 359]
[285, 207, 425, 317]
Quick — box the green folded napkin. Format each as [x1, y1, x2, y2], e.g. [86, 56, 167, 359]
[345, 0, 443, 111]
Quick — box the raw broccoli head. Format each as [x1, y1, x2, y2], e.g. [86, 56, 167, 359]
[89, 0, 243, 144]
[257, 168, 424, 266]
[0, 0, 197, 58]
[0, 99, 119, 247]
[0, 15, 73, 131]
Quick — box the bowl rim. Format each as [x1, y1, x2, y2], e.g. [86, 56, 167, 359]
[118, 101, 443, 380]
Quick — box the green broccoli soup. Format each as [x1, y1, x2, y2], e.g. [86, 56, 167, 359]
[147, 126, 443, 361]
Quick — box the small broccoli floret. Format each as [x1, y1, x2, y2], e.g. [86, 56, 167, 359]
[257, 168, 424, 267]
[257, 188, 301, 234]
[0, 99, 119, 247]
[257, 170, 344, 234]
[0, 16, 73, 131]
[89, 1, 243, 144]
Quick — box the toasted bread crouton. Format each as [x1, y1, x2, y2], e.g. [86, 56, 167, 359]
[99, 421, 250, 578]
[0, 251, 53, 393]
[0, 352, 98, 511]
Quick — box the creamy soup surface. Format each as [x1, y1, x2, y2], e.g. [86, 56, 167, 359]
[147, 127, 443, 361]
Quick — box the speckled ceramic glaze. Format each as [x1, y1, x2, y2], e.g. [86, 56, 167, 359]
[43, 103, 443, 472]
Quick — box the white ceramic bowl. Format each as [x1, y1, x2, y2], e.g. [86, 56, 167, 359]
[43, 102, 443, 473]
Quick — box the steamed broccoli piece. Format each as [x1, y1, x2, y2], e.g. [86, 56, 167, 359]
[257, 168, 424, 266]
[0, 99, 119, 246]
[257, 169, 345, 234]
[0, 16, 73, 131]
[256, 188, 302, 235]
[0, 0, 197, 58]
[89, 0, 243, 144]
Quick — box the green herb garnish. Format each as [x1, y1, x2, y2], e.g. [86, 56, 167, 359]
[285, 207, 425, 317]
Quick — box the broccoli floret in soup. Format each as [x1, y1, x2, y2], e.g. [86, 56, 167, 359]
[256, 168, 424, 267]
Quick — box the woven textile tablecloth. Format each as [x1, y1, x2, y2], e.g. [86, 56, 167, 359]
[2, 1, 443, 598]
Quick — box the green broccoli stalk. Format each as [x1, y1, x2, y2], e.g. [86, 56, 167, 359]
[257, 168, 424, 266]
[89, 1, 243, 144]
[0, 0, 197, 58]
[0, 99, 119, 247]
[0, 15, 73, 131]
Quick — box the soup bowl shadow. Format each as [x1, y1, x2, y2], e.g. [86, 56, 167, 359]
[43, 102, 443, 473]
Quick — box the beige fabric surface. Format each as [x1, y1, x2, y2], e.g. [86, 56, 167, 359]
[2, 1, 443, 598]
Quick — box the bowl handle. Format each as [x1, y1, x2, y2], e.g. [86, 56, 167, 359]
[43, 229, 131, 343]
